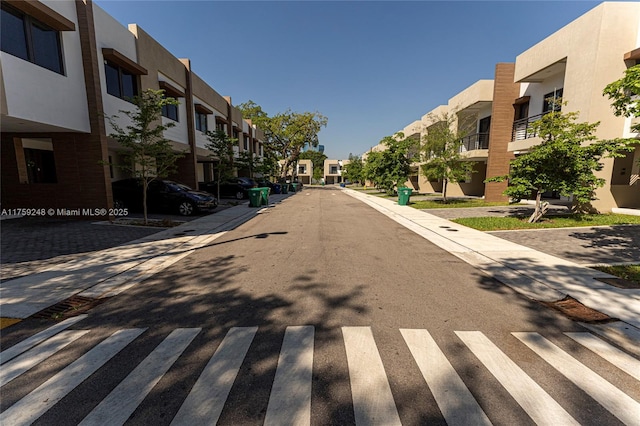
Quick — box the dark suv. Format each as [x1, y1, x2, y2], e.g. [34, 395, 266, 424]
[199, 177, 257, 199]
[112, 178, 218, 216]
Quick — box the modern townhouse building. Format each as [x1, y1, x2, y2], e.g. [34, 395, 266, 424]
[1, 0, 264, 214]
[387, 2, 640, 212]
[323, 159, 349, 185]
[503, 1, 640, 211]
[296, 159, 313, 185]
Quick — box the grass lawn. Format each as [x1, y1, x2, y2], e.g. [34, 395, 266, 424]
[592, 265, 640, 285]
[453, 214, 640, 231]
[410, 199, 511, 209]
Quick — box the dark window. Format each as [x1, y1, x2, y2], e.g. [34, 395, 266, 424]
[216, 121, 225, 132]
[162, 103, 179, 121]
[195, 111, 207, 132]
[105, 61, 139, 101]
[1, 6, 28, 60]
[24, 148, 57, 183]
[543, 88, 563, 113]
[515, 102, 529, 120]
[1, 4, 63, 74]
[244, 136, 249, 150]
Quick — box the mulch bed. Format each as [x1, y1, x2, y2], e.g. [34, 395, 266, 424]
[542, 296, 616, 323]
[595, 277, 640, 289]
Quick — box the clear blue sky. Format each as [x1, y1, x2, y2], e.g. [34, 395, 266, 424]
[95, 0, 603, 160]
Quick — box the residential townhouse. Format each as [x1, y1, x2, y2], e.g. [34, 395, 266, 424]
[1, 0, 265, 214]
[387, 2, 640, 212]
[323, 159, 349, 184]
[278, 158, 313, 184]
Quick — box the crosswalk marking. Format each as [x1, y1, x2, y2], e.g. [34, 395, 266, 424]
[2, 325, 637, 426]
[0, 329, 90, 387]
[456, 331, 579, 426]
[0, 314, 87, 364]
[564, 332, 640, 381]
[342, 327, 402, 426]
[400, 329, 491, 426]
[171, 327, 258, 425]
[513, 332, 640, 426]
[0, 328, 145, 425]
[80, 328, 200, 426]
[264, 326, 314, 426]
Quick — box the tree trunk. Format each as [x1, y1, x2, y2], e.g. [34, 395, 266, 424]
[142, 179, 149, 225]
[528, 189, 547, 223]
[442, 178, 448, 203]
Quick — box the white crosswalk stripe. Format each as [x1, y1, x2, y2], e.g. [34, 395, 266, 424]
[565, 332, 640, 381]
[342, 326, 402, 426]
[80, 328, 201, 426]
[0, 328, 145, 425]
[514, 332, 640, 426]
[0, 329, 90, 387]
[171, 326, 258, 425]
[401, 328, 491, 426]
[1, 324, 638, 426]
[0, 314, 87, 364]
[456, 331, 580, 425]
[264, 325, 315, 426]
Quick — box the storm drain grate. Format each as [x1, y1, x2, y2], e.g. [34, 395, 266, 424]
[31, 295, 107, 320]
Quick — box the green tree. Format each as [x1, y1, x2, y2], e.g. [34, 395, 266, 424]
[362, 133, 418, 195]
[107, 89, 183, 224]
[205, 129, 237, 201]
[421, 112, 475, 203]
[235, 150, 262, 179]
[299, 149, 328, 182]
[238, 100, 328, 179]
[342, 153, 363, 184]
[603, 64, 640, 133]
[486, 107, 634, 222]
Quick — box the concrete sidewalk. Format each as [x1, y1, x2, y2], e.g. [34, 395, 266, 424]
[342, 188, 640, 347]
[0, 194, 293, 319]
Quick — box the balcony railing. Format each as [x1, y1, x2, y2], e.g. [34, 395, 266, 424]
[459, 133, 489, 152]
[511, 112, 551, 141]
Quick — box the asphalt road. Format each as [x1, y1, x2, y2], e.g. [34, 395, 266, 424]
[1, 187, 638, 425]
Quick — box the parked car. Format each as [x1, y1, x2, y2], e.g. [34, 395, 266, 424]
[199, 177, 257, 199]
[112, 178, 218, 216]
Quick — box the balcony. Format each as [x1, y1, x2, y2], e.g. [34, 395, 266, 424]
[511, 112, 550, 141]
[459, 133, 489, 152]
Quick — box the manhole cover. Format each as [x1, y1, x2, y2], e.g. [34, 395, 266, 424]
[542, 296, 616, 323]
[31, 295, 107, 320]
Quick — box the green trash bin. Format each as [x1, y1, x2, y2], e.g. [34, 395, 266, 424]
[248, 188, 262, 207]
[291, 183, 298, 193]
[397, 187, 413, 206]
[281, 183, 288, 194]
[259, 187, 270, 206]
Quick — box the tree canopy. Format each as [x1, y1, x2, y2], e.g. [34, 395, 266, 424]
[106, 89, 183, 223]
[238, 100, 328, 179]
[486, 107, 634, 222]
[603, 64, 640, 133]
[363, 133, 418, 195]
[421, 112, 475, 203]
[342, 153, 364, 183]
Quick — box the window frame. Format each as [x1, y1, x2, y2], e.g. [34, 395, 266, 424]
[104, 60, 139, 102]
[543, 88, 563, 113]
[195, 111, 208, 132]
[162, 102, 179, 122]
[1, 3, 64, 74]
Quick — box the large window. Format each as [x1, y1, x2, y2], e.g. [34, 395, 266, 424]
[543, 88, 563, 113]
[105, 61, 138, 101]
[162, 102, 179, 122]
[1, 4, 63, 74]
[195, 111, 208, 132]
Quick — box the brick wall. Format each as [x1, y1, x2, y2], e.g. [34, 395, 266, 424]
[485, 63, 520, 202]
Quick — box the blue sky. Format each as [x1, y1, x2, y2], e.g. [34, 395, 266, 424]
[95, 0, 603, 159]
